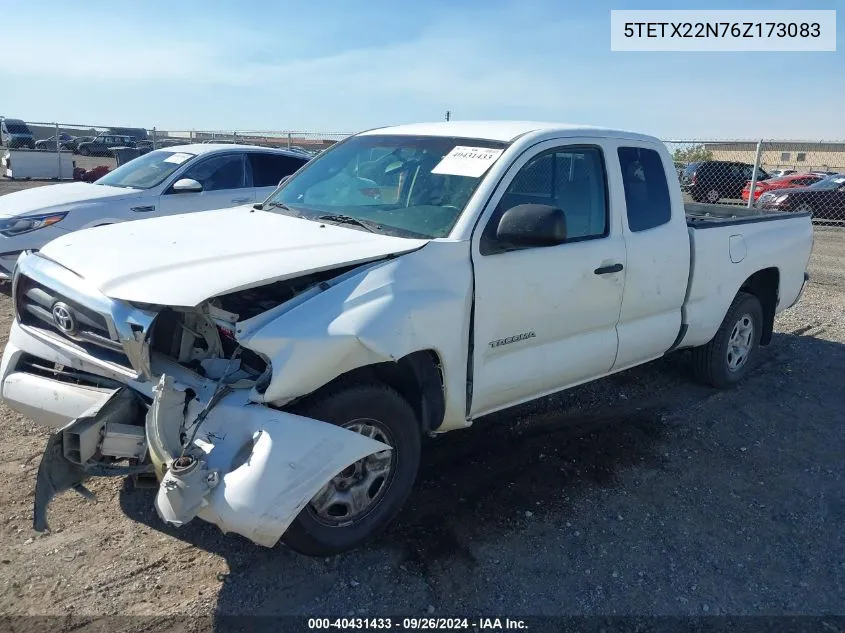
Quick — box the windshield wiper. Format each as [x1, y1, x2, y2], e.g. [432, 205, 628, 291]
[263, 201, 294, 212]
[316, 213, 381, 233]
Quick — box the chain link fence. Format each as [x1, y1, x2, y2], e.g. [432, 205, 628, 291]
[666, 140, 845, 225]
[0, 119, 351, 179]
[2, 119, 843, 225]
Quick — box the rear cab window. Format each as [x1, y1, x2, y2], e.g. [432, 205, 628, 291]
[618, 146, 672, 232]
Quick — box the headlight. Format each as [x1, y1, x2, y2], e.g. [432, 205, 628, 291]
[773, 194, 790, 204]
[0, 212, 67, 237]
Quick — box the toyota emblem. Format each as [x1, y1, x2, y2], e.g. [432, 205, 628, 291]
[51, 302, 77, 335]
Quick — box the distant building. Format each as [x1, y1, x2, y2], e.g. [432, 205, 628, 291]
[704, 141, 845, 172]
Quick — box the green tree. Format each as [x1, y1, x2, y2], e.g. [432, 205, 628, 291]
[673, 145, 713, 164]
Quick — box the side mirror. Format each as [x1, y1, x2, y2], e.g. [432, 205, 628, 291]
[277, 175, 291, 188]
[496, 204, 567, 248]
[171, 178, 203, 193]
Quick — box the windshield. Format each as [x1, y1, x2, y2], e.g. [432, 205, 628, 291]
[5, 122, 30, 135]
[95, 149, 196, 189]
[265, 134, 508, 238]
[808, 175, 845, 190]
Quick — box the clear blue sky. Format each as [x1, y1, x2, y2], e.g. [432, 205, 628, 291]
[4, 0, 842, 139]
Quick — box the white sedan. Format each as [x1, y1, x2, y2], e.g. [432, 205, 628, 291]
[0, 144, 310, 279]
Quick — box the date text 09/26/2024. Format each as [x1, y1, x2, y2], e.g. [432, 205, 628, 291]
[307, 617, 528, 630]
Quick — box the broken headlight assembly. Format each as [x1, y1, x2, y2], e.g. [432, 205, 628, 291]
[0, 212, 68, 236]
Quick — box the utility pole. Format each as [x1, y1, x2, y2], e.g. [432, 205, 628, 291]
[445, 110, 451, 122]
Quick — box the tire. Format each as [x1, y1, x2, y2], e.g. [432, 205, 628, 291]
[794, 203, 815, 218]
[283, 382, 421, 556]
[705, 188, 721, 203]
[691, 291, 763, 389]
[79, 146, 90, 156]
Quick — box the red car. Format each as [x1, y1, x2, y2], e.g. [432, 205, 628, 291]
[742, 172, 825, 202]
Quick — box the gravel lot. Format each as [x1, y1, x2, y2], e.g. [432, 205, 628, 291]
[0, 177, 842, 621]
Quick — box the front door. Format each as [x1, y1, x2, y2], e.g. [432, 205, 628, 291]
[158, 153, 253, 215]
[469, 141, 626, 417]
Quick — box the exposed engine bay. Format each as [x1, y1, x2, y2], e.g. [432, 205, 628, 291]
[148, 265, 360, 382]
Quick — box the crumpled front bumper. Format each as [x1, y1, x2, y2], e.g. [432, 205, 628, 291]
[30, 373, 391, 548]
[146, 375, 390, 547]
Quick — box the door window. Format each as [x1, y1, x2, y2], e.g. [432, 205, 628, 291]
[481, 146, 608, 254]
[180, 154, 246, 191]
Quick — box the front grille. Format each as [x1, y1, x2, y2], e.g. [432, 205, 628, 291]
[17, 353, 125, 390]
[15, 273, 133, 370]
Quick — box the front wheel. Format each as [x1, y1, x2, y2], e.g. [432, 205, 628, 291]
[79, 146, 90, 156]
[283, 382, 421, 556]
[691, 291, 763, 388]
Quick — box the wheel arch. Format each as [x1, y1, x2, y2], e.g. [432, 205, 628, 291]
[288, 349, 446, 434]
[739, 267, 779, 345]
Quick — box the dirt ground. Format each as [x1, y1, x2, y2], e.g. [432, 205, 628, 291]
[0, 176, 842, 620]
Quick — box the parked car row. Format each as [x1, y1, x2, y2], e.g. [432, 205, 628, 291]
[680, 159, 843, 212]
[1, 120, 157, 157]
[741, 171, 827, 202]
[0, 143, 311, 278]
[756, 173, 845, 221]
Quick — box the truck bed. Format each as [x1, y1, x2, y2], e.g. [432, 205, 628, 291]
[680, 202, 813, 351]
[685, 202, 810, 228]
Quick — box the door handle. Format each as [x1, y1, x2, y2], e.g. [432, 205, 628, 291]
[594, 263, 624, 275]
[231, 197, 250, 204]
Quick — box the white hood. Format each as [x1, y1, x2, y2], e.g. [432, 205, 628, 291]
[39, 207, 428, 306]
[0, 182, 140, 218]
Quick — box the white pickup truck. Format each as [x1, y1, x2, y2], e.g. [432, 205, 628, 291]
[0, 121, 812, 556]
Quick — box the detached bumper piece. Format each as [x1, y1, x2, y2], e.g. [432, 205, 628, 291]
[33, 388, 152, 532]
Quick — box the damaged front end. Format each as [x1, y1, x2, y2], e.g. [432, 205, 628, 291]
[26, 255, 393, 547]
[34, 374, 391, 547]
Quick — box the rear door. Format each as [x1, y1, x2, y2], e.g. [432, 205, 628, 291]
[612, 144, 691, 370]
[246, 152, 308, 203]
[158, 152, 252, 215]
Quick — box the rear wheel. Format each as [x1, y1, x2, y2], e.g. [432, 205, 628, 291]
[691, 291, 763, 388]
[705, 188, 721, 203]
[794, 202, 815, 217]
[283, 382, 421, 556]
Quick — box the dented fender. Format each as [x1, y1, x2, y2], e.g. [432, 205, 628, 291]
[147, 376, 391, 547]
[236, 242, 473, 430]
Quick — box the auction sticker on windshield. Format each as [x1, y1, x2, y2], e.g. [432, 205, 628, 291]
[431, 146, 505, 178]
[164, 153, 194, 164]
